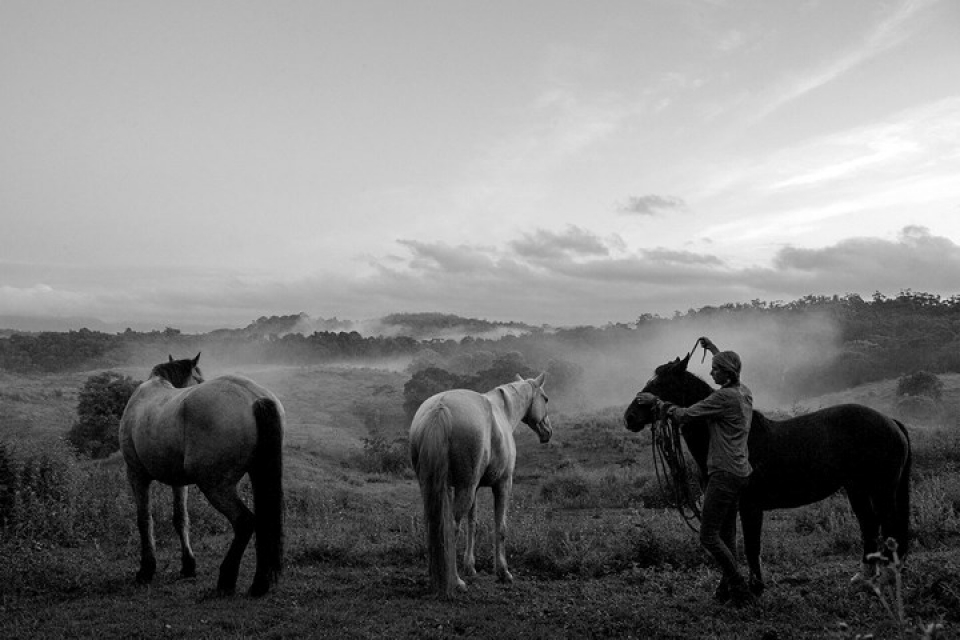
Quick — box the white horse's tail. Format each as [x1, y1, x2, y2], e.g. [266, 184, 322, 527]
[414, 405, 457, 598]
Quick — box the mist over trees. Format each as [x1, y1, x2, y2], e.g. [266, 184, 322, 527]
[2, 290, 959, 406]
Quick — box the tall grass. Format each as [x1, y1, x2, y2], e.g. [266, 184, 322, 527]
[3, 423, 959, 602]
[0, 437, 246, 549]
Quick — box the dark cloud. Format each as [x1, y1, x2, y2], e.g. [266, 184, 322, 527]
[617, 194, 687, 216]
[395, 239, 496, 274]
[510, 225, 611, 260]
[641, 248, 725, 266]
[766, 226, 960, 294]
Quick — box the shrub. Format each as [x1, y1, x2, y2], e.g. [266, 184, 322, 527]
[897, 371, 943, 400]
[402, 367, 463, 421]
[350, 436, 411, 476]
[66, 371, 140, 459]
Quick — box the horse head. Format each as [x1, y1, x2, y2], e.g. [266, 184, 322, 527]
[151, 352, 205, 388]
[623, 352, 697, 432]
[519, 372, 552, 444]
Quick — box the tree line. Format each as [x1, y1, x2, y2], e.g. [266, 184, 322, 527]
[2, 290, 959, 400]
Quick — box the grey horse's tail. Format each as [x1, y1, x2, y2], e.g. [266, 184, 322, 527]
[248, 397, 285, 596]
[894, 419, 912, 558]
[414, 405, 457, 598]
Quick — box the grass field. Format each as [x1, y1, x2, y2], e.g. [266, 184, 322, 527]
[1, 364, 959, 639]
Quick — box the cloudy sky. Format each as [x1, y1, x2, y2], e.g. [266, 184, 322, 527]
[2, 0, 959, 331]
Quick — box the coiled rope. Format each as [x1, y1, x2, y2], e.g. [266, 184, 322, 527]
[651, 403, 702, 532]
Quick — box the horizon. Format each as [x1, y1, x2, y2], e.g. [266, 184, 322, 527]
[1, 287, 951, 335]
[3, 1, 959, 329]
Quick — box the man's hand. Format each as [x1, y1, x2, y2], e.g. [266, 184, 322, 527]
[634, 392, 660, 407]
[698, 336, 719, 355]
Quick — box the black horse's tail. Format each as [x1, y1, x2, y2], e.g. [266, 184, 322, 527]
[248, 397, 285, 596]
[894, 419, 912, 558]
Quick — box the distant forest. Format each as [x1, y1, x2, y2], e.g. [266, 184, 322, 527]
[2, 291, 959, 400]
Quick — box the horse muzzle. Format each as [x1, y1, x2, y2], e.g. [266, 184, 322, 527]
[532, 416, 553, 443]
[623, 403, 653, 432]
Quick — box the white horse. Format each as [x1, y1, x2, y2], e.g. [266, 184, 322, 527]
[409, 373, 552, 598]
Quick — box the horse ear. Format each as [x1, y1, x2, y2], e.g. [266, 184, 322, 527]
[534, 372, 546, 387]
[168, 354, 174, 363]
[679, 352, 691, 370]
[193, 352, 201, 365]
[515, 374, 524, 382]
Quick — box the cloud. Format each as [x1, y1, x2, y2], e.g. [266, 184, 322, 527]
[4, 226, 958, 330]
[510, 226, 611, 260]
[754, 0, 939, 121]
[767, 225, 960, 293]
[395, 240, 496, 274]
[617, 194, 688, 216]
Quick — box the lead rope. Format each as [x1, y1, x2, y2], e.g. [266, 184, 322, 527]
[651, 403, 702, 532]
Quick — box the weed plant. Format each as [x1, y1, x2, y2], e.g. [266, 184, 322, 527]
[348, 435, 412, 477]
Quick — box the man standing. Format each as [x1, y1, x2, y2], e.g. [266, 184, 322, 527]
[661, 336, 754, 606]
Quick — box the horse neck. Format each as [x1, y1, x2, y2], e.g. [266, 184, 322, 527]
[150, 361, 196, 388]
[673, 372, 711, 407]
[669, 373, 712, 468]
[495, 381, 533, 426]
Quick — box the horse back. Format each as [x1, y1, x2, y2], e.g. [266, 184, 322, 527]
[410, 389, 514, 488]
[122, 375, 278, 485]
[747, 403, 909, 508]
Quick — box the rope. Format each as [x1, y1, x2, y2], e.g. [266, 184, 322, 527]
[650, 403, 702, 532]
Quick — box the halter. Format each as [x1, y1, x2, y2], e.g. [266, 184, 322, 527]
[650, 396, 702, 532]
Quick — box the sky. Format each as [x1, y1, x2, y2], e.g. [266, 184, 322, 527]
[2, 0, 959, 332]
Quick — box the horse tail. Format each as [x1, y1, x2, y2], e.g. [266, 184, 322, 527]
[414, 405, 457, 598]
[894, 419, 912, 558]
[249, 397, 285, 596]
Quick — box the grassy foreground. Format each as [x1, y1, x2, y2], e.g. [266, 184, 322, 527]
[1, 365, 959, 639]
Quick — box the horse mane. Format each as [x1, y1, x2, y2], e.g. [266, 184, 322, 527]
[668, 368, 713, 407]
[150, 359, 195, 388]
[495, 379, 529, 418]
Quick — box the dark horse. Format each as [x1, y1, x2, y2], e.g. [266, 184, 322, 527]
[623, 352, 911, 593]
[120, 354, 285, 596]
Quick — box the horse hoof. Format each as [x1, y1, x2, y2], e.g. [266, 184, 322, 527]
[497, 571, 514, 584]
[456, 578, 467, 591]
[749, 578, 764, 596]
[135, 571, 154, 585]
[248, 580, 272, 598]
[216, 585, 236, 597]
[180, 559, 196, 579]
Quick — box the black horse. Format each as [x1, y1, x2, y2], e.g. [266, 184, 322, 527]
[623, 352, 912, 594]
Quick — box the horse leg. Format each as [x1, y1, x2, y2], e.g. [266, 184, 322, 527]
[461, 489, 479, 578]
[126, 466, 156, 585]
[847, 488, 881, 577]
[172, 485, 196, 578]
[869, 471, 905, 558]
[492, 478, 514, 584]
[740, 507, 765, 595]
[451, 486, 473, 588]
[199, 481, 255, 596]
